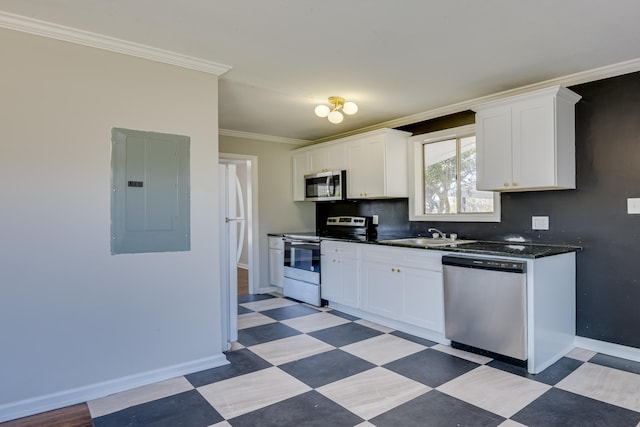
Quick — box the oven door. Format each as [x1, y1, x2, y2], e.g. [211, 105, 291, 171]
[283, 239, 320, 284]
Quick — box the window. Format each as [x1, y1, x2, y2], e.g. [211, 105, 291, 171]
[409, 124, 500, 222]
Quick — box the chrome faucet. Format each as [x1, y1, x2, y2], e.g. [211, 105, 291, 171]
[428, 228, 446, 239]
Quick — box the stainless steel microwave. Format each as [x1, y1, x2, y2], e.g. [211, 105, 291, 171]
[304, 170, 346, 201]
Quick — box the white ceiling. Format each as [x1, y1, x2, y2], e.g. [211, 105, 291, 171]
[2, 0, 640, 142]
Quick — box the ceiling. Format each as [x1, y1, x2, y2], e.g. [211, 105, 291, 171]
[2, 0, 640, 143]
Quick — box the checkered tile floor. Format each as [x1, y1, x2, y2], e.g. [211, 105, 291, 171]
[89, 294, 640, 426]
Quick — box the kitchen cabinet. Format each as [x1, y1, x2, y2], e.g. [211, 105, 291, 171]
[309, 143, 348, 174]
[268, 236, 284, 287]
[346, 128, 410, 199]
[292, 151, 310, 202]
[292, 143, 348, 201]
[291, 128, 409, 201]
[320, 240, 360, 307]
[473, 86, 581, 191]
[361, 245, 444, 332]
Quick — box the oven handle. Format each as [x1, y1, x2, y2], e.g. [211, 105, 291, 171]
[284, 240, 320, 247]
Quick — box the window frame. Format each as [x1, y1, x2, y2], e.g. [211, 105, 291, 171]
[408, 124, 501, 222]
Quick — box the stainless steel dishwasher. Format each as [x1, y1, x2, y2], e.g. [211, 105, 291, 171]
[443, 255, 527, 362]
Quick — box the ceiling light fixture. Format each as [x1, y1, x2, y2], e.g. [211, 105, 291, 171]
[315, 96, 358, 124]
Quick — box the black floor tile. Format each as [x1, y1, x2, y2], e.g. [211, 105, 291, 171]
[260, 304, 320, 320]
[237, 322, 301, 346]
[511, 388, 640, 427]
[237, 305, 253, 315]
[487, 357, 584, 385]
[228, 390, 363, 427]
[308, 322, 382, 347]
[279, 349, 376, 388]
[370, 390, 505, 427]
[327, 309, 359, 321]
[185, 349, 272, 387]
[390, 330, 438, 347]
[238, 293, 275, 303]
[93, 390, 223, 427]
[589, 353, 640, 375]
[384, 349, 479, 387]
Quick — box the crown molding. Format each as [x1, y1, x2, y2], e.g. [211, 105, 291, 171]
[219, 129, 311, 146]
[0, 11, 231, 76]
[313, 57, 640, 143]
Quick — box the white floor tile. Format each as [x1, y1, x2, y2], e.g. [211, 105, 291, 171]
[237, 312, 277, 329]
[317, 367, 430, 420]
[281, 311, 350, 333]
[229, 341, 244, 351]
[209, 422, 232, 427]
[431, 343, 493, 365]
[436, 365, 550, 418]
[556, 362, 640, 412]
[248, 334, 334, 365]
[198, 367, 311, 419]
[564, 347, 597, 362]
[341, 334, 426, 366]
[240, 297, 298, 312]
[498, 420, 528, 427]
[87, 376, 194, 418]
[354, 318, 395, 333]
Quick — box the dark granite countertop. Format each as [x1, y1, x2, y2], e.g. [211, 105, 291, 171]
[269, 232, 581, 259]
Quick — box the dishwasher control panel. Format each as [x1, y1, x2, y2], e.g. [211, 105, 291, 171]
[442, 255, 526, 273]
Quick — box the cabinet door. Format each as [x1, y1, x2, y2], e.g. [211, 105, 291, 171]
[269, 248, 283, 286]
[340, 256, 359, 307]
[400, 267, 444, 332]
[308, 147, 331, 174]
[476, 105, 513, 191]
[512, 97, 556, 188]
[327, 143, 348, 171]
[292, 152, 310, 201]
[347, 136, 385, 198]
[321, 253, 341, 301]
[361, 260, 400, 318]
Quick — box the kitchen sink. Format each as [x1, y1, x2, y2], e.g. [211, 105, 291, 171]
[379, 237, 476, 248]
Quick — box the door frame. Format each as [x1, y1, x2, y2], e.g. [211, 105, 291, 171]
[219, 153, 260, 295]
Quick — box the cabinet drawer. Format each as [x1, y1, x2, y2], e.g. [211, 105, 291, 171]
[363, 245, 442, 271]
[321, 240, 360, 257]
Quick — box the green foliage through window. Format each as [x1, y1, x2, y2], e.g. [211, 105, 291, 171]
[423, 135, 494, 215]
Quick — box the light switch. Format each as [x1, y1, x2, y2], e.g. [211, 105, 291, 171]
[627, 198, 640, 214]
[532, 216, 549, 230]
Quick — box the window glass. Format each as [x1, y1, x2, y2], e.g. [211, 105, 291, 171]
[410, 125, 500, 222]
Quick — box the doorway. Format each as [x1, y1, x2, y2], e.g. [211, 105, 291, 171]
[219, 154, 259, 348]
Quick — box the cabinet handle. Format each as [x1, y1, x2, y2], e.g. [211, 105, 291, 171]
[391, 268, 396, 272]
[512, 182, 518, 187]
[397, 268, 401, 273]
[332, 259, 336, 262]
[503, 182, 510, 187]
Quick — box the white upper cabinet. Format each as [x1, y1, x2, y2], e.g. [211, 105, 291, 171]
[309, 143, 348, 173]
[346, 128, 410, 199]
[291, 128, 409, 201]
[474, 86, 581, 191]
[292, 151, 311, 201]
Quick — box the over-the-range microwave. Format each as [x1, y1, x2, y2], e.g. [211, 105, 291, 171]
[304, 170, 346, 201]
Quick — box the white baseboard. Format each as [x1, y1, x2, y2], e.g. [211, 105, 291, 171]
[574, 336, 640, 362]
[0, 353, 229, 423]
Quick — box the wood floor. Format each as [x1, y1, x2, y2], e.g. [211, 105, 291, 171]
[237, 266, 248, 295]
[0, 403, 93, 427]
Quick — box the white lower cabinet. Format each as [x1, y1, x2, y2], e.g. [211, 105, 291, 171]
[360, 245, 444, 333]
[268, 236, 284, 287]
[321, 241, 360, 307]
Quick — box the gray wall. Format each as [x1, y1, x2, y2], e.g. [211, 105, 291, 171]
[0, 28, 224, 418]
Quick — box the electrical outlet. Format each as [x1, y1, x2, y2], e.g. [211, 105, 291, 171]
[532, 216, 549, 230]
[627, 198, 640, 214]
[372, 214, 379, 225]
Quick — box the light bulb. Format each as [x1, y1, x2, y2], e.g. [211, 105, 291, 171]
[314, 104, 330, 118]
[343, 101, 358, 115]
[328, 110, 344, 124]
